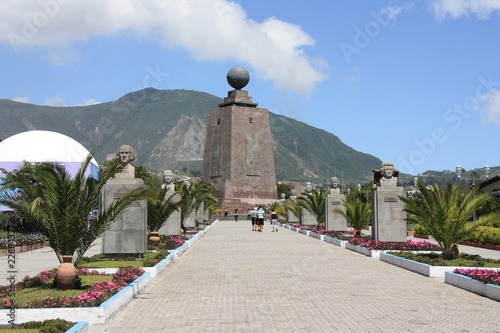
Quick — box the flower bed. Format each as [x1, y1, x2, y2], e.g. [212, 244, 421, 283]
[147, 235, 188, 251]
[452, 268, 500, 286]
[381, 252, 500, 278]
[0, 267, 150, 324]
[346, 239, 440, 259]
[0, 233, 46, 249]
[1, 318, 80, 332]
[445, 270, 500, 302]
[290, 224, 315, 230]
[459, 241, 500, 251]
[348, 239, 440, 251]
[1, 266, 144, 309]
[0, 233, 47, 256]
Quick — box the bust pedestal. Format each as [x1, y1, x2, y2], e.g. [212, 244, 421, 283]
[101, 178, 147, 257]
[301, 208, 317, 226]
[325, 194, 347, 231]
[371, 186, 406, 242]
[158, 192, 181, 235]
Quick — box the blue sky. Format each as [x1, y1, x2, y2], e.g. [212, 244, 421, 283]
[1, 0, 500, 176]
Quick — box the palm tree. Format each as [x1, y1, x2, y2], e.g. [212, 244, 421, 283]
[267, 201, 287, 219]
[286, 199, 302, 224]
[399, 182, 500, 259]
[176, 181, 219, 232]
[297, 189, 328, 228]
[147, 186, 180, 233]
[0, 153, 152, 266]
[333, 196, 371, 235]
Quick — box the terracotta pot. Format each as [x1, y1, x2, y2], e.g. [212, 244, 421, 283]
[149, 232, 161, 246]
[55, 255, 77, 290]
[353, 230, 362, 237]
[407, 231, 415, 237]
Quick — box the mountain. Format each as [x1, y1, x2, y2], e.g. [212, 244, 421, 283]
[0, 88, 381, 183]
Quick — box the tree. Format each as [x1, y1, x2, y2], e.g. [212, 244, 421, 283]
[297, 189, 328, 228]
[333, 196, 371, 234]
[0, 153, 152, 266]
[399, 182, 500, 259]
[286, 199, 302, 224]
[276, 182, 291, 200]
[268, 201, 287, 219]
[147, 186, 180, 233]
[176, 181, 219, 232]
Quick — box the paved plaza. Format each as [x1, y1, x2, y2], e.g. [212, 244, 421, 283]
[2, 221, 500, 332]
[83, 220, 500, 333]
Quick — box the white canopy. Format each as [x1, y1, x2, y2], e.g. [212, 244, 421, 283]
[0, 130, 98, 165]
[0, 131, 99, 211]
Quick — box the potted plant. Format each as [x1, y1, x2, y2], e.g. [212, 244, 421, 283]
[147, 185, 180, 245]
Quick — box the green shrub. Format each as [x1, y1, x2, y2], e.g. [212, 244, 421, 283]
[22, 319, 74, 332]
[79, 253, 104, 263]
[414, 224, 430, 235]
[489, 219, 500, 228]
[466, 226, 500, 245]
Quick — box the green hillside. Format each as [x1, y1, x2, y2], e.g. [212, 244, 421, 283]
[0, 88, 381, 183]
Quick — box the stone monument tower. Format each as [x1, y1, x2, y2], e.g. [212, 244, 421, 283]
[202, 66, 278, 210]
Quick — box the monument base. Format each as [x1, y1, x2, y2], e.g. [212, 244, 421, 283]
[371, 187, 406, 242]
[101, 178, 147, 257]
[221, 197, 278, 212]
[325, 194, 347, 231]
[287, 209, 299, 223]
[301, 208, 317, 226]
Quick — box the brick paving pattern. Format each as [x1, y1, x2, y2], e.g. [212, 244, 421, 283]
[88, 221, 500, 333]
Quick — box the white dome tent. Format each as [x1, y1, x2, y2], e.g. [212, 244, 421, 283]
[0, 130, 100, 211]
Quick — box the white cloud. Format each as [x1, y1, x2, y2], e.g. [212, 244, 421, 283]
[0, 0, 327, 95]
[77, 98, 101, 106]
[475, 89, 500, 124]
[13, 96, 30, 103]
[44, 95, 67, 107]
[380, 1, 414, 24]
[432, 0, 500, 20]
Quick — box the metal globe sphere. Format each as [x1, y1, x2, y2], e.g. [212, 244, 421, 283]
[227, 66, 250, 89]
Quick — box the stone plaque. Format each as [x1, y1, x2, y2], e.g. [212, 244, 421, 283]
[246, 134, 261, 176]
[384, 197, 398, 202]
[332, 201, 341, 205]
[211, 135, 221, 178]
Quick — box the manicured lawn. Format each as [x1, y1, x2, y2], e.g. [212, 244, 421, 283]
[391, 252, 500, 267]
[13, 275, 110, 306]
[76, 251, 167, 268]
[77, 260, 145, 268]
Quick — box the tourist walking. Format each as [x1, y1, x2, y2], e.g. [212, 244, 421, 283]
[234, 208, 239, 222]
[251, 207, 258, 231]
[257, 206, 265, 232]
[224, 208, 228, 220]
[271, 209, 278, 232]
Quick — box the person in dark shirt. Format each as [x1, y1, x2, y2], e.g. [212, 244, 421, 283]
[271, 209, 278, 232]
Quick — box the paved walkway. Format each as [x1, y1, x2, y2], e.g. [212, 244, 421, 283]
[86, 221, 500, 333]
